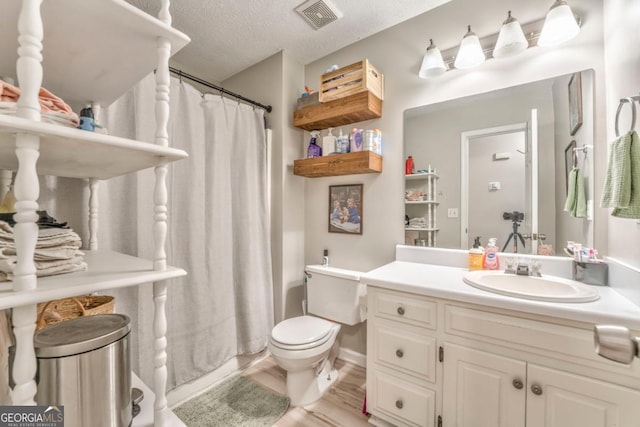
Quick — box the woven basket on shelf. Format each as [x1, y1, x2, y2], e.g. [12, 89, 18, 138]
[36, 295, 115, 330]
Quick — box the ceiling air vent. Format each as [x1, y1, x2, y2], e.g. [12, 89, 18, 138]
[295, 0, 343, 30]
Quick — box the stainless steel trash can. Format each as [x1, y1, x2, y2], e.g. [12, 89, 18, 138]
[35, 314, 132, 427]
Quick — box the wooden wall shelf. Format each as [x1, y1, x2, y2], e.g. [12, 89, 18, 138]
[293, 91, 382, 131]
[293, 151, 382, 178]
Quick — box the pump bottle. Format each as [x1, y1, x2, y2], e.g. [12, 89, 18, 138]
[482, 238, 500, 270]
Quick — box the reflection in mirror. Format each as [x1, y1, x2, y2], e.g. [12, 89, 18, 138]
[404, 69, 594, 256]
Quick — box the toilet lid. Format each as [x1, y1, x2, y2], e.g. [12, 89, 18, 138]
[271, 316, 334, 346]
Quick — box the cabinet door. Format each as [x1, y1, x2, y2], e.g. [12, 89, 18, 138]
[442, 343, 526, 427]
[526, 364, 640, 427]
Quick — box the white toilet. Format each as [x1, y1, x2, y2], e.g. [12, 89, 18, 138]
[268, 264, 366, 406]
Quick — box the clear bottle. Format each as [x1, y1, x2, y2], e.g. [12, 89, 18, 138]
[336, 128, 349, 154]
[468, 236, 484, 270]
[468, 248, 484, 270]
[363, 129, 375, 152]
[373, 128, 382, 154]
[307, 130, 322, 158]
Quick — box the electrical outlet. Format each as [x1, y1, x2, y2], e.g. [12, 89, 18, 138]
[448, 208, 459, 218]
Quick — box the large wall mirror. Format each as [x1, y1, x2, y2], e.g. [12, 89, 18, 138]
[404, 69, 595, 256]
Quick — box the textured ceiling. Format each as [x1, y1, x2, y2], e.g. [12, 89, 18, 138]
[126, 0, 450, 83]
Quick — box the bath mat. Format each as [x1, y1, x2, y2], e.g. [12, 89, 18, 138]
[174, 375, 290, 427]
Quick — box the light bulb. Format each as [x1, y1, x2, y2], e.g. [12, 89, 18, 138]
[419, 39, 447, 78]
[538, 0, 580, 46]
[493, 11, 528, 58]
[454, 26, 485, 69]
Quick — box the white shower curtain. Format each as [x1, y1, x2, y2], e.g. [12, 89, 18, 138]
[97, 74, 274, 389]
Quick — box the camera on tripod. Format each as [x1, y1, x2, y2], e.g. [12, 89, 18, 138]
[502, 211, 525, 252]
[503, 211, 524, 222]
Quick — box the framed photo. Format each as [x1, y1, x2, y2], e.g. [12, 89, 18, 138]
[329, 184, 363, 235]
[568, 72, 583, 136]
[564, 140, 576, 195]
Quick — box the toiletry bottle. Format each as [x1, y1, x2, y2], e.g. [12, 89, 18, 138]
[322, 249, 329, 266]
[363, 129, 375, 152]
[373, 129, 382, 154]
[482, 238, 500, 270]
[336, 128, 349, 154]
[405, 156, 415, 175]
[350, 128, 363, 152]
[307, 131, 322, 158]
[322, 128, 336, 156]
[573, 243, 582, 262]
[468, 237, 484, 271]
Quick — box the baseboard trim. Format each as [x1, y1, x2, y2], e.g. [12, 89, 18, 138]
[167, 350, 269, 408]
[168, 347, 365, 407]
[338, 347, 366, 368]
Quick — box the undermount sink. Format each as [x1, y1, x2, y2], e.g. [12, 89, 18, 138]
[463, 270, 600, 303]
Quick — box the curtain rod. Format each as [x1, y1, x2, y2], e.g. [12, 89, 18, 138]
[169, 66, 273, 113]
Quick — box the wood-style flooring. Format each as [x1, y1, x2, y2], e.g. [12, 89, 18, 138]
[242, 356, 371, 427]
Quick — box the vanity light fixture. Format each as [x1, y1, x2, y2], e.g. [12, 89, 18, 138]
[419, 39, 447, 78]
[493, 11, 528, 58]
[454, 25, 485, 69]
[418, 1, 581, 78]
[538, 0, 580, 46]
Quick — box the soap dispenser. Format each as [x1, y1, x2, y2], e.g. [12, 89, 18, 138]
[322, 128, 336, 156]
[307, 131, 322, 158]
[468, 236, 484, 270]
[482, 238, 500, 270]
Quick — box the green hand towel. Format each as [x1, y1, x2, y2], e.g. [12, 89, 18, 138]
[601, 130, 640, 218]
[564, 167, 587, 218]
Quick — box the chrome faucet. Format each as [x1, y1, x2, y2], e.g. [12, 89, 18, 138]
[506, 258, 541, 277]
[516, 260, 530, 276]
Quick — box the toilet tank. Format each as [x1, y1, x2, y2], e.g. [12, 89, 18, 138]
[305, 264, 366, 326]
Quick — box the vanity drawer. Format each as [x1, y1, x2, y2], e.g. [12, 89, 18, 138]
[372, 321, 436, 382]
[444, 304, 640, 375]
[370, 369, 435, 427]
[370, 288, 437, 329]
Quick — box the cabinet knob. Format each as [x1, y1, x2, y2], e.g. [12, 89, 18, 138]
[512, 378, 523, 389]
[397, 306, 405, 316]
[395, 399, 403, 409]
[396, 349, 404, 358]
[531, 384, 543, 395]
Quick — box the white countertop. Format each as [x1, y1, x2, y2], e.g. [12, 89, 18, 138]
[361, 261, 640, 330]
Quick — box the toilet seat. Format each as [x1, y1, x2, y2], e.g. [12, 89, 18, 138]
[270, 316, 336, 351]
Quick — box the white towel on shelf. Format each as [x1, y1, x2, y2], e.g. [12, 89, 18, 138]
[0, 220, 85, 282]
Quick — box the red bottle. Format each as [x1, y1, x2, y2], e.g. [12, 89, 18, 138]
[405, 156, 415, 175]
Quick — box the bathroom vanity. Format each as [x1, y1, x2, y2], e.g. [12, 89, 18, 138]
[362, 248, 640, 427]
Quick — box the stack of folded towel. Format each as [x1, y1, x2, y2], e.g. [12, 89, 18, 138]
[408, 217, 428, 228]
[601, 130, 640, 218]
[0, 80, 79, 127]
[0, 220, 87, 282]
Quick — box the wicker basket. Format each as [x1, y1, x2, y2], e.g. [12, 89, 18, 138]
[36, 295, 115, 330]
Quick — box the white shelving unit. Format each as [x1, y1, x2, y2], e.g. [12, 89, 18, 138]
[0, 1, 190, 425]
[405, 172, 439, 246]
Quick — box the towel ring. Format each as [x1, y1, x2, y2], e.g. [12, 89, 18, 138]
[615, 97, 637, 137]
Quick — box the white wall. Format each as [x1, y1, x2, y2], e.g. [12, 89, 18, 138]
[302, 0, 606, 355]
[603, 1, 640, 270]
